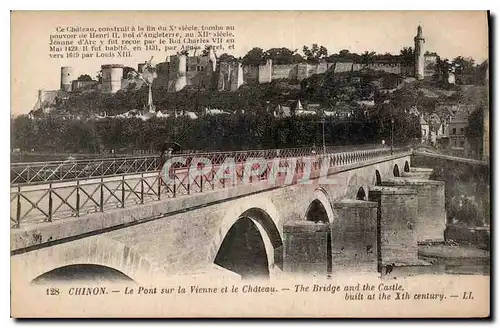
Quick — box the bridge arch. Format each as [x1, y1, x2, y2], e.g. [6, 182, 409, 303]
[31, 264, 134, 285]
[374, 170, 382, 186]
[356, 187, 367, 200]
[304, 188, 335, 223]
[19, 237, 153, 285]
[346, 173, 370, 201]
[393, 164, 400, 177]
[304, 189, 333, 274]
[404, 161, 410, 172]
[209, 197, 282, 279]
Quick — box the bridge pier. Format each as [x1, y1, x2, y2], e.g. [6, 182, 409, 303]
[368, 186, 419, 268]
[402, 167, 434, 179]
[283, 221, 329, 277]
[383, 178, 446, 243]
[331, 199, 378, 274]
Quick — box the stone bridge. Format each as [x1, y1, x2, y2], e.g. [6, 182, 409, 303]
[11, 148, 486, 285]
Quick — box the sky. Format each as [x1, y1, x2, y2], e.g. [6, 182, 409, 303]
[11, 10, 489, 115]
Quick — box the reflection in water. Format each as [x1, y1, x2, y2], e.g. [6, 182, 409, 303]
[214, 217, 269, 280]
[31, 264, 134, 285]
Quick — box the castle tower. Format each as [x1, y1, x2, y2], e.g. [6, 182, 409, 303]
[208, 46, 217, 72]
[60, 66, 74, 92]
[414, 25, 425, 80]
[101, 64, 124, 94]
[175, 54, 187, 92]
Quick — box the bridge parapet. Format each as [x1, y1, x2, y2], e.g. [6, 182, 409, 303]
[10, 146, 410, 232]
[10, 144, 386, 185]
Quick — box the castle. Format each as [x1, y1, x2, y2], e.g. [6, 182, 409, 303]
[34, 25, 438, 111]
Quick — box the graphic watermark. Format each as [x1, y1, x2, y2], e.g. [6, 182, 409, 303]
[161, 156, 340, 188]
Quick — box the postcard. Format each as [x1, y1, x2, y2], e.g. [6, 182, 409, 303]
[10, 10, 490, 318]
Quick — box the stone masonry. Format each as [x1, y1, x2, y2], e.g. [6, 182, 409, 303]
[331, 199, 378, 274]
[368, 186, 419, 267]
[383, 177, 446, 242]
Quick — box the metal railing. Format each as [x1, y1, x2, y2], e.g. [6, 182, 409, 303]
[10, 144, 383, 185]
[11, 155, 160, 185]
[10, 146, 410, 228]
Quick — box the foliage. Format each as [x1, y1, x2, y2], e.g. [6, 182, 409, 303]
[123, 66, 136, 79]
[302, 44, 328, 63]
[399, 47, 414, 66]
[263, 48, 303, 65]
[242, 47, 265, 65]
[77, 74, 93, 81]
[217, 53, 238, 63]
[465, 105, 485, 155]
[11, 112, 420, 153]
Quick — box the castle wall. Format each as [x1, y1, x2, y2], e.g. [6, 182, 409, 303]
[258, 59, 273, 84]
[296, 63, 309, 80]
[424, 55, 438, 78]
[217, 62, 231, 91]
[71, 80, 97, 92]
[401, 65, 414, 76]
[272, 64, 297, 80]
[101, 64, 124, 94]
[230, 62, 244, 91]
[366, 63, 402, 74]
[317, 62, 329, 75]
[33, 90, 60, 111]
[334, 62, 354, 73]
[153, 62, 171, 89]
[243, 65, 259, 84]
[352, 63, 363, 72]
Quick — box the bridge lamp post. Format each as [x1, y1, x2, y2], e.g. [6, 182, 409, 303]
[391, 118, 395, 155]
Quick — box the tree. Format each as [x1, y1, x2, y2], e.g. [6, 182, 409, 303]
[400, 46, 414, 66]
[242, 47, 265, 65]
[77, 74, 93, 81]
[292, 53, 305, 63]
[465, 105, 484, 157]
[263, 47, 300, 65]
[452, 56, 476, 84]
[96, 71, 102, 83]
[339, 49, 350, 57]
[303, 44, 328, 63]
[218, 53, 238, 63]
[360, 51, 376, 66]
[201, 45, 211, 56]
[122, 66, 136, 79]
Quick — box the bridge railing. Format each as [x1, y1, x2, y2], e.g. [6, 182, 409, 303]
[10, 144, 383, 185]
[10, 155, 160, 185]
[10, 146, 410, 228]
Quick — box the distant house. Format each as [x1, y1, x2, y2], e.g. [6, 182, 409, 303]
[204, 108, 231, 115]
[447, 111, 469, 149]
[355, 99, 376, 108]
[420, 114, 429, 143]
[408, 106, 420, 116]
[293, 100, 318, 116]
[274, 104, 292, 118]
[295, 109, 317, 116]
[275, 99, 313, 117]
